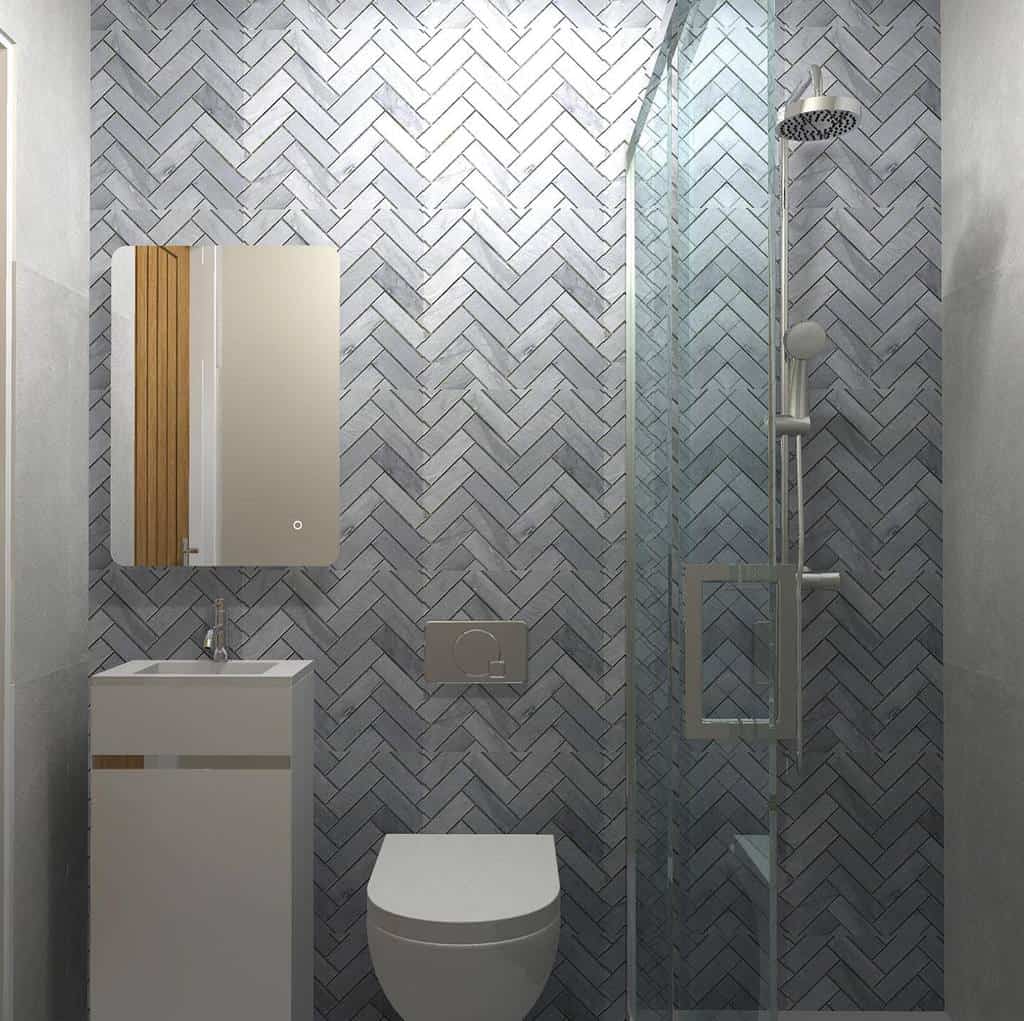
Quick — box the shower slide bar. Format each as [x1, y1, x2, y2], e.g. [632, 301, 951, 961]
[682, 65, 857, 746]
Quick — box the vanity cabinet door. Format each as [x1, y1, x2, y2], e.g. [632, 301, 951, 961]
[90, 768, 292, 1021]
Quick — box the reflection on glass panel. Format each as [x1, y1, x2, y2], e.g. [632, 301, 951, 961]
[630, 22, 674, 1021]
[699, 580, 774, 723]
[672, 0, 776, 1016]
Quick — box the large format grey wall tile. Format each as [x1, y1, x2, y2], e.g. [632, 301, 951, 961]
[943, 0, 1024, 295]
[6, 1, 91, 1017]
[942, 246, 1024, 1017]
[8, 0, 91, 293]
[12, 267, 89, 683]
[945, 665, 1024, 1021]
[11, 665, 89, 1021]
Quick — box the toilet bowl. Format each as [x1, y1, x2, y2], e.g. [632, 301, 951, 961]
[367, 834, 560, 1021]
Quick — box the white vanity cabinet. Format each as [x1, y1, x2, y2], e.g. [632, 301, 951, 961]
[89, 660, 314, 1021]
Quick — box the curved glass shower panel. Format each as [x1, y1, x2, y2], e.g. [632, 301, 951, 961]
[671, 1, 778, 1016]
[627, 40, 673, 1021]
[628, 0, 777, 1017]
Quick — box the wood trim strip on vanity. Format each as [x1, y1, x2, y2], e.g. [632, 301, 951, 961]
[93, 755, 145, 770]
[92, 755, 292, 770]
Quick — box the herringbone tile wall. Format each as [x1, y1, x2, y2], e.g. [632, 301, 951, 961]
[775, 0, 942, 1009]
[89, 2, 668, 1019]
[88, 0, 941, 1017]
[630, 0, 942, 1012]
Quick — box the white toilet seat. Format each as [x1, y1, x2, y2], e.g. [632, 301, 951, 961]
[367, 833, 560, 943]
[367, 834, 561, 1021]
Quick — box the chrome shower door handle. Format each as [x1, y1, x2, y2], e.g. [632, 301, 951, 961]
[683, 563, 799, 742]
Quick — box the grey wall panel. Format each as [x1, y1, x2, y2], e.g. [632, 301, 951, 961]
[944, 0, 1024, 994]
[11, 666, 89, 1021]
[12, 269, 89, 682]
[8, 0, 90, 293]
[4, 0, 91, 1016]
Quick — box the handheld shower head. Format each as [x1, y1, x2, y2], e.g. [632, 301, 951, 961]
[784, 320, 829, 421]
[785, 320, 829, 360]
[776, 65, 860, 141]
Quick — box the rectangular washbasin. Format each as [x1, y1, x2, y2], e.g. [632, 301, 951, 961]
[137, 661, 276, 676]
[90, 660, 315, 756]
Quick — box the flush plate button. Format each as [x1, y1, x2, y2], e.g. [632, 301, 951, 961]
[425, 621, 528, 686]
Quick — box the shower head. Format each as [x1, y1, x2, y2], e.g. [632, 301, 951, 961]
[784, 321, 829, 422]
[785, 320, 829, 361]
[776, 65, 860, 141]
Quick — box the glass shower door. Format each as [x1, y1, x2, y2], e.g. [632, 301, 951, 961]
[627, 34, 675, 1021]
[671, 2, 780, 1017]
[627, 0, 780, 1018]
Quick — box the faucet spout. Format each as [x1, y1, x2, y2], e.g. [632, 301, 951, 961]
[204, 599, 229, 661]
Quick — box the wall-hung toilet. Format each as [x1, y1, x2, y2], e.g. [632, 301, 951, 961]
[367, 834, 560, 1021]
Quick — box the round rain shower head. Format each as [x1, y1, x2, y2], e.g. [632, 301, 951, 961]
[777, 93, 860, 141]
[784, 320, 829, 360]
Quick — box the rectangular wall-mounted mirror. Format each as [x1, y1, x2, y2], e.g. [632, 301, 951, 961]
[110, 245, 340, 568]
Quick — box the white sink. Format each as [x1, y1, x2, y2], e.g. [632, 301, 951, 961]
[90, 659, 314, 750]
[97, 659, 301, 682]
[137, 660, 276, 676]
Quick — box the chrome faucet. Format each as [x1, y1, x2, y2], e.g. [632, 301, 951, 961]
[203, 598, 229, 661]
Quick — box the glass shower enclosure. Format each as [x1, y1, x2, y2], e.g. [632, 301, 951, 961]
[625, 0, 781, 1017]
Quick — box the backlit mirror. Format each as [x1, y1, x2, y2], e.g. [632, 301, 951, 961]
[109, 245, 340, 567]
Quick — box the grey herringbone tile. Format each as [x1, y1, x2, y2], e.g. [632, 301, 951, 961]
[632, 0, 941, 1013]
[89, 3, 656, 1018]
[775, 0, 942, 1010]
[90, 0, 942, 1015]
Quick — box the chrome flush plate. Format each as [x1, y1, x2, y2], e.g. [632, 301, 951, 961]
[424, 620, 528, 685]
